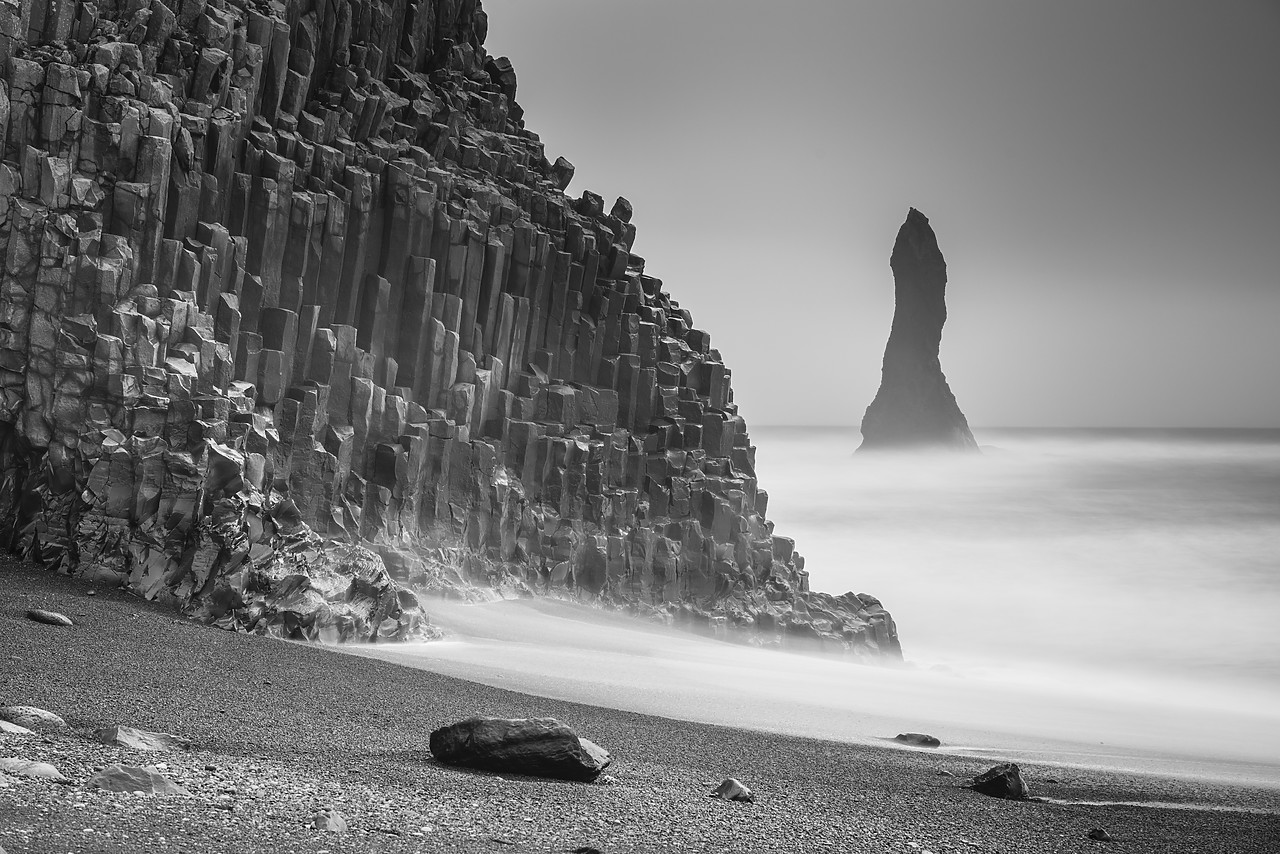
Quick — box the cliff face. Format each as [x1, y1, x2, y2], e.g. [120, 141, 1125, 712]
[0, 0, 899, 658]
[860, 209, 977, 452]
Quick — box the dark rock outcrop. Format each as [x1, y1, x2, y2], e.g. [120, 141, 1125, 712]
[0, 0, 898, 657]
[429, 716, 610, 782]
[967, 762, 1030, 800]
[893, 732, 941, 748]
[860, 209, 977, 452]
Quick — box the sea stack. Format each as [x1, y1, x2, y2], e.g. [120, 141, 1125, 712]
[859, 209, 978, 452]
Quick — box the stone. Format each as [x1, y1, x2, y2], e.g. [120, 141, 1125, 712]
[967, 763, 1030, 800]
[312, 806, 349, 832]
[709, 777, 754, 803]
[94, 725, 191, 752]
[0, 707, 67, 731]
[894, 732, 941, 748]
[429, 717, 611, 782]
[0, 757, 68, 783]
[25, 609, 73, 626]
[0, 720, 34, 736]
[1087, 829, 1114, 842]
[0, 0, 899, 661]
[859, 209, 978, 451]
[87, 763, 191, 795]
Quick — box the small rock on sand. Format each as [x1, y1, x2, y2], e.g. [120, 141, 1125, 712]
[88, 764, 190, 795]
[709, 778, 754, 803]
[894, 732, 942, 748]
[1088, 828, 1115, 842]
[0, 757, 69, 783]
[25, 609, 73, 626]
[312, 807, 348, 832]
[967, 763, 1030, 800]
[0, 706, 67, 731]
[94, 725, 190, 752]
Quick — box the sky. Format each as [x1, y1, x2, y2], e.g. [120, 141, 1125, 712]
[484, 0, 1280, 428]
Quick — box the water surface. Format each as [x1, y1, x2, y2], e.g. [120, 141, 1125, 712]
[350, 427, 1280, 788]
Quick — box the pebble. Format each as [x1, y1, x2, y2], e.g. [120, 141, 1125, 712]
[312, 807, 348, 832]
[709, 778, 754, 803]
[25, 609, 73, 627]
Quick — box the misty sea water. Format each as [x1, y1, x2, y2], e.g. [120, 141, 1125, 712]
[754, 426, 1280, 698]
[356, 426, 1280, 787]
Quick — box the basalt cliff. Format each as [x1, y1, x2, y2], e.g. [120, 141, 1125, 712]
[0, 0, 899, 658]
[860, 208, 977, 452]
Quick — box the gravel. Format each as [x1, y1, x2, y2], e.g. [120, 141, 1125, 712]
[2, 558, 1278, 853]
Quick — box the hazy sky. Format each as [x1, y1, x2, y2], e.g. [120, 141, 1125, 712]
[485, 1, 1280, 428]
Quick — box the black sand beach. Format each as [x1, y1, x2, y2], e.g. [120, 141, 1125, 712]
[2, 559, 1278, 854]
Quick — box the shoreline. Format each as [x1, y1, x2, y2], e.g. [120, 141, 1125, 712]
[348, 595, 1280, 792]
[3, 560, 1279, 853]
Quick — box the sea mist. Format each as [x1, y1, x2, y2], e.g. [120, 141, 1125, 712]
[350, 427, 1280, 787]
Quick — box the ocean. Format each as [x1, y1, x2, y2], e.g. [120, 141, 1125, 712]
[354, 427, 1280, 786]
[752, 427, 1280, 688]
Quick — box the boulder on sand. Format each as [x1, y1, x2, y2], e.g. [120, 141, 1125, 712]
[429, 717, 611, 782]
[967, 763, 1030, 800]
[894, 732, 941, 748]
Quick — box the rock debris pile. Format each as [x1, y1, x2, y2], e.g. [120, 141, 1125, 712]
[0, 0, 898, 656]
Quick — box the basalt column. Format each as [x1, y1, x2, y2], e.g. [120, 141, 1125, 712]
[0, 0, 900, 659]
[860, 209, 978, 452]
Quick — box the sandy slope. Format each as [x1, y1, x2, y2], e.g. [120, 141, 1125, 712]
[1, 558, 1277, 854]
